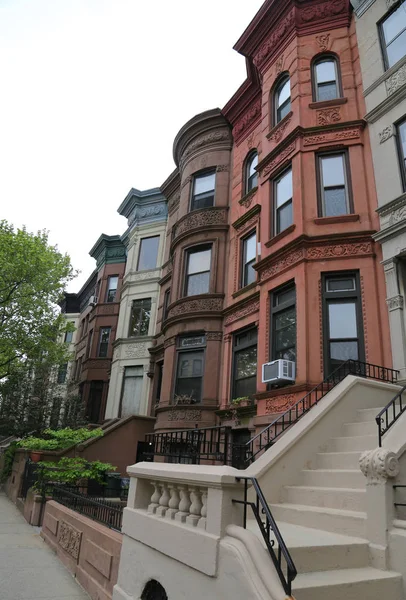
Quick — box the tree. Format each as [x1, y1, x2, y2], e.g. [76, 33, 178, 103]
[0, 220, 76, 379]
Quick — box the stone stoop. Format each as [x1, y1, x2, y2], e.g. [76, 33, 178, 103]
[248, 405, 404, 599]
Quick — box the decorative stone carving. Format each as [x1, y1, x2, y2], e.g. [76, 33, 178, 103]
[247, 133, 255, 149]
[167, 409, 202, 421]
[224, 299, 260, 326]
[97, 304, 115, 315]
[261, 141, 296, 178]
[168, 297, 223, 319]
[265, 394, 296, 414]
[234, 99, 262, 139]
[183, 131, 230, 161]
[254, 10, 295, 68]
[85, 359, 110, 370]
[180, 175, 192, 191]
[300, 0, 346, 22]
[164, 336, 176, 349]
[216, 164, 229, 172]
[316, 33, 330, 51]
[275, 54, 284, 75]
[128, 269, 160, 283]
[387, 295, 404, 311]
[206, 332, 223, 341]
[379, 125, 394, 144]
[128, 203, 167, 227]
[317, 107, 341, 125]
[106, 246, 126, 259]
[239, 187, 258, 209]
[173, 208, 228, 240]
[359, 448, 399, 484]
[389, 204, 406, 226]
[268, 115, 291, 144]
[304, 127, 360, 145]
[124, 343, 147, 358]
[386, 63, 406, 96]
[57, 521, 82, 560]
[223, 334, 232, 342]
[306, 242, 373, 259]
[260, 250, 305, 282]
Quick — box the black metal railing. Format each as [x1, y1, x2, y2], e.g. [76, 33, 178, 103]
[236, 360, 398, 466]
[233, 477, 297, 596]
[51, 485, 124, 531]
[145, 425, 231, 465]
[376, 383, 406, 447]
[20, 459, 39, 499]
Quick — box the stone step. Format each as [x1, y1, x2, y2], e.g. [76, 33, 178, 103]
[356, 407, 385, 423]
[300, 469, 364, 489]
[246, 520, 369, 574]
[328, 435, 377, 452]
[316, 451, 362, 470]
[269, 502, 366, 537]
[341, 420, 377, 437]
[293, 567, 403, 600]
[281, 486, 366, 512]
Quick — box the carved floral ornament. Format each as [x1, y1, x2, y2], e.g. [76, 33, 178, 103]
[317, 107, 341, 126]
[275, 54, 284, 76]
[167, 297, 224, 319]
[168, 409, 202, 422]
[379, 125, 394, 144]
[359, 448, 399, 485]
[234, 99, 262, 140]
[181, 131, 231, 163]
[172, 207, 228, 240]
[254, 9, 295, 68]
[57, 521, 82, 560]
[268, 114, 292, 144]
[386, 63, 406, 96]
[303, 127, 361, 146]
[316, 33, 330, 51]
[261, 141, 296, 179]
[224, 299, 260, 326]
[387, 295, 404, 311]
[300, 0, 346, 22]
[265, 394, 296, 414]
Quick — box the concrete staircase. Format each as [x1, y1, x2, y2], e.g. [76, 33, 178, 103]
[249, 405, 404, 599]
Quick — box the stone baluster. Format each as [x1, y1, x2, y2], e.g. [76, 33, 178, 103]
[156, 482, 170, 517]
[166, 484, 181, 520]
[147, 481, 161, 514]
[174, 485, 191, 523]
[186, 487, 203, 526]
[198, 489, 207, 530]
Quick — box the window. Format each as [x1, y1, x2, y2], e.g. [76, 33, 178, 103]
[185, 246, 211, 296]
[155, 362, 164, 401]
[274, 167, 293, 234]
[380, 0, 406, 69]
[137, 236, 160, 271]
[232, 328, 257, 399]
[397, 118, 406, 190]
[191, 171, 216, 211]
[245, 152, 258, 194]
[313, 57, 340, 101]
[241, 231, 257, 288]
[129, 298, 151, 337]
[64, 330, 73, 344]
[86, 329, 93, 358]
[98, 327, 111, 357]
[106, 276, 118, 303]
[318, 153, 351, 217]
[174, 336, 206, 403]
[57, 363, 68, 384]
[87, 381, 103, 423]
[163, 289, 171, 321]
[274, 75, 291, 124]
[120, 366, 143, 417]
[271, 285, 296, 362]
[322, 273, 364, 375]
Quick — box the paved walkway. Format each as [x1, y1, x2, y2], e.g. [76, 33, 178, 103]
[0, 493, 89, 600]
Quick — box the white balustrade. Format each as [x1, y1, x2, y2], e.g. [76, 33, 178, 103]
[147, 481, 207, 529]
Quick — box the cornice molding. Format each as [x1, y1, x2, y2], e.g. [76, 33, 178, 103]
[232, 204, 261, 230]
[363, 54, 406, 99]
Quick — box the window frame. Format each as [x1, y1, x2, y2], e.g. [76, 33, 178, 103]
[190, 169, 216, 212]
[273, 73, 291, 126]
[105, 275, 119, 303]
[244, 151, 259, 195]
[379, 0, 406, 71]
[57, 363, 68, 385]
[137, 236, 160, 271]
[270, 283, 297, 363]
[231, 327, 258, 400]
[97, 327, 111, 358]
[163, 289, 171, 321]
[128, 298, 152, 337]
[64, 330, 73, 344]
[312, 55, 342, 102]
[272, 165, 293, 235]
[118, 365, 144, 417]
[316, 150, 353, 218]
[184, 244, 212, 297]
[240, 230, 257, 289]
[396, 117, 406, 192]
[173, 335, 207, 404]
[322, 272, 365, 376]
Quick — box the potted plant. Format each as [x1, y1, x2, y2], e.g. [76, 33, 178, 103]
[231, 396, 251, 408]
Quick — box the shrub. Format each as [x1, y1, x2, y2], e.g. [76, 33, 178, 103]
[36, 457, 116, 488]
[17, 427, 103, 452]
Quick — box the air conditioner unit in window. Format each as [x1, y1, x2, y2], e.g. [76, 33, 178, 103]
[88, 295, 97, 306]
[262, 359, 295, 385]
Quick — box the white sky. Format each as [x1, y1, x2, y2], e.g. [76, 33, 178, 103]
[0, 0, 264, 291]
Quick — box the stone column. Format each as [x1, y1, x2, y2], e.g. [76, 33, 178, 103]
[359, 447, 399, 569]
[384, 259, 406, 380]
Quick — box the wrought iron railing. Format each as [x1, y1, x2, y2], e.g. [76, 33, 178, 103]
[20, 459, 39, 499]
[376, 383, 406, 447]
[233, 477, 297, 596]
[51, 485, 124, 531]
[144, 425, 231, 464]
[235, 360, 398, 466]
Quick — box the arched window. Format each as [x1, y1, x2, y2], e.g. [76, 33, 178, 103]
[313, 56, 341, 102]
[245, 151, 258, 194]
[274, 75, 291, 125]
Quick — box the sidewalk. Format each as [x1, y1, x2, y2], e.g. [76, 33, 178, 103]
[0, 493, 89, 600]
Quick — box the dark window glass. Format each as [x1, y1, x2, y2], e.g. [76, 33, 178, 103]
[185, 247, 211, 296]
[64, 330, 73, 344]
[87, 381, 103, 423]
[314, 58, 340, 101]
[381, 0, 406, 68]
[106, 276, 118, 303]
[397, 119, 406, 190]
[245, 152, 258, 193]
[86, 329, 93, 358]
[242, 232, 256, 287]
[271, 285, 296, 362]
[175, 350, 204, 403]
[57, 363, 68, 384]
[156, 362, 163, 401]
[98, 327, 111, 357]
[163, 289, 170, 321]
[191, 171, 216, 211]
[319, 153, 350, 217]
[129, 298, 151, 337]
[137, 236, 160, 271]
[232, 329, 257, 399]
[275, 76, 291, 124]
[274, 168, 293, 234]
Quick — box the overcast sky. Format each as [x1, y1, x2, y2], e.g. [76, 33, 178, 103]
[0, 0, 264, 291]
